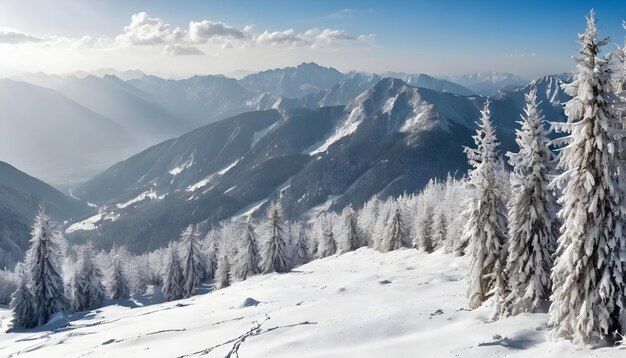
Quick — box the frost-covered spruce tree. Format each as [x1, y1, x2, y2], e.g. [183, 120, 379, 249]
[548, 11, 626, 343]
[358, 197, 380, 247]
[381, 207, 405, 252]
[293, 224, 310, 266]
[10, 263, 36, 328]
[497, 88, 557, 317]
[161, 243, 184, 302]
[215, 254, 231, 289]
[340, 208, 361, 252]
[26, 210, 68, 324]
[261, 203, 289, 273]
[461, 100, 508, 309]
[416, 208, 435, 253]
[180, 225, 206, 297]
[108, 246, 130, 300]
[318, 216, 337, 258]
[433, 209, 448, 248]
[205, 236, 218, 280]
[70, 242, 106, 312]
[237, 217, 261, 280]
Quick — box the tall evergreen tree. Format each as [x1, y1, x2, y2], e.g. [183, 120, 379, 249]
[26, 210, 68, 325]
[340, 208, 361, 252]
[206, 236, 218, 280]
[261, 204, 290, 273]
[433, 209, 448, 248]
[108, 246, 130, 300]
[9, 263, 36, 328]
[237, 217, 261, 280]
[461, 100, 508, 309]
[70, 242, 106, 312]
[161, 243, 184, 302]
[549, 11, 626, 343]
[382, 207, 405, 252]
[417, 208, 435, 253]
[216, 254, 231, 289]
[318, 217, 337, 258]
[498, 88, 558, 317]
[180, 225, 206, 297]
[293, 224, 310, 266]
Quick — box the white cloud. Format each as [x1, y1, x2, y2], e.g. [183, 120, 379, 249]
[0, 28, 46, 44]
[188, 20, 246, 43]
[0, 12, 375, 56]
[116, 12, 185, 46]
[256, 29, 305, 46]
[163, 44, 205, 56]
[115, 12, 370, 50]
[255, 27, 363, 48]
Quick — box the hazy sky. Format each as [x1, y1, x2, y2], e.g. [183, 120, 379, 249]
[0, 0, 625, 79]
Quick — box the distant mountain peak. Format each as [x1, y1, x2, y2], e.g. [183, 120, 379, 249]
[296, 62, 324, 69]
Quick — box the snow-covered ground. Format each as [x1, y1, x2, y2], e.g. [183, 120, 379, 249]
[1, 248, 624, 357]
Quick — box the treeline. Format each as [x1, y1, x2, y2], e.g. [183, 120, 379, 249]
[4, 176, 466, 330]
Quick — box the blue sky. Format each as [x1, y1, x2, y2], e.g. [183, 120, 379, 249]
[0, 0, 624, 78]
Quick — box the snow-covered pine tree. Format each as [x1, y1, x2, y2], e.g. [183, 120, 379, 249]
[340, 207, 361, 252]
[215, 254, 231, 289]
[161, 243, 184, 302]
[206, 235, 219, 280]
[318, 216, 337, 258]
[108, 246, 130, 300]
[372, 201, 392, 250]
[237, 217, 261, 280]
[381, 206, 405, 252]
[261, 203, 289, 273]
[308, 219, 324, 257]
[417, 208, 435, 253]
[9, 263, 36, 328]
[497, 87, 557, 317]
[180, 225, 206, 297]
[26, 209, 68, 324]
[70, 242, 106, 312]
[358, 197, 380, 247]
[461, 100, 508, 310]
[293, 224, 310, 266]
[548, 10, 626, 343]
[433, 209, 448, 248]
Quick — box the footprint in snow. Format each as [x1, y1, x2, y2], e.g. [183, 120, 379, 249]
[429, 309, 444, 319]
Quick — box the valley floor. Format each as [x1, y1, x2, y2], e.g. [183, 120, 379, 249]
[0, 248, 624, 357]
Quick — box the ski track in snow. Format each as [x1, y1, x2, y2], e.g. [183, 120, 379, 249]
[1, 248, 624, 357]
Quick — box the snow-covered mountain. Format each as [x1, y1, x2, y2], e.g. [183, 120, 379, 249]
[80, 68, 146, 81]
[274, 71, 476, 113]
[497, 75, 570, 123]
[127, 74, 280, 126]
[383, 72, 474, 96]
[239, 62, 348, 98]
[44, 74, 194, 144]
[448, 72, 528, 96]
[0, 79, 138, 188]
[1, 248, 617, 357]
[0, 161, 89, 269]
[2, 64, 483, 189]
[66, 76, 550, 253]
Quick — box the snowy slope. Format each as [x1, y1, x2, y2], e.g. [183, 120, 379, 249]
[0, 161, 89, 269]
[1, 248, 622, 357]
